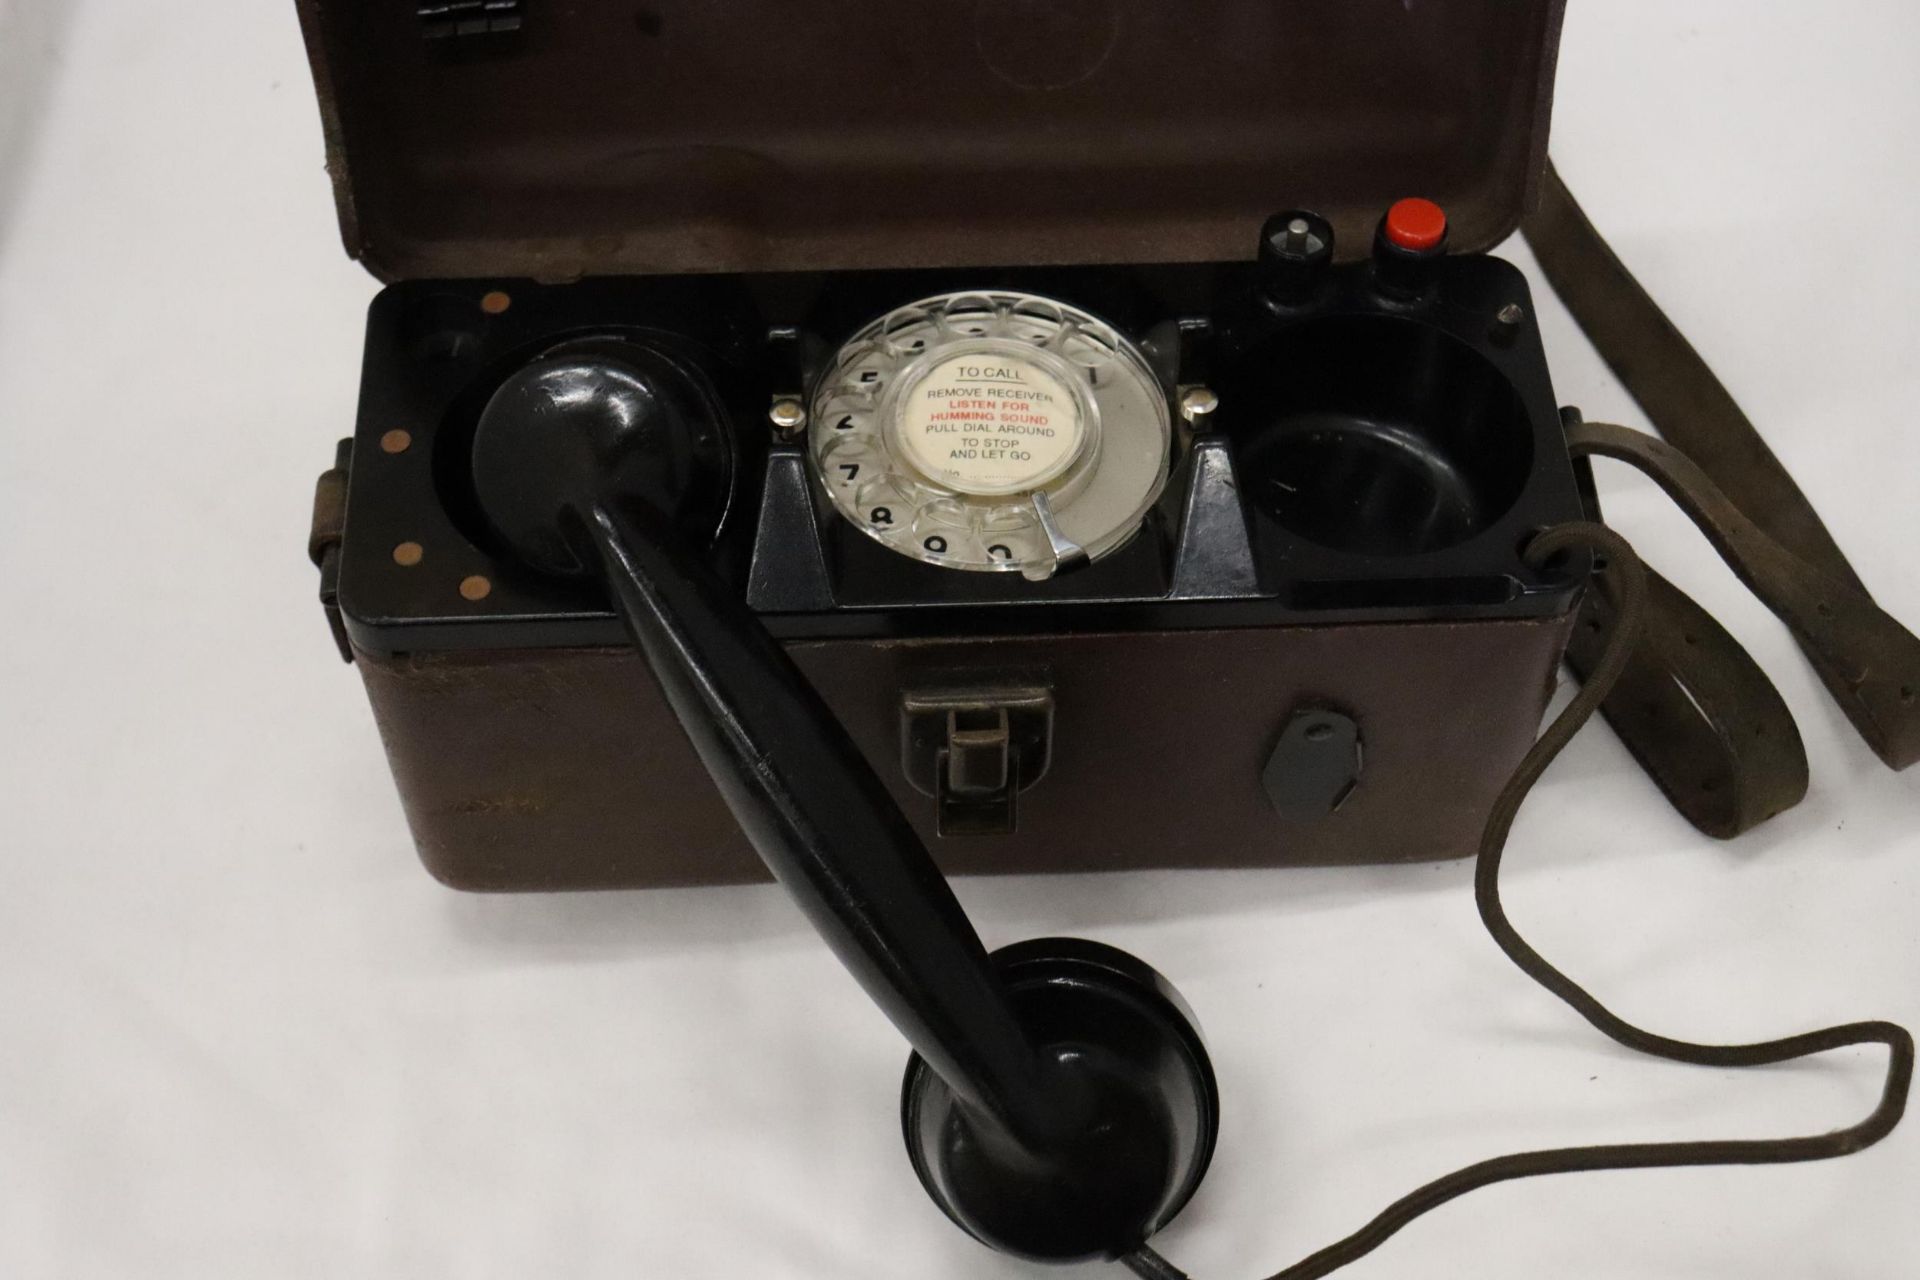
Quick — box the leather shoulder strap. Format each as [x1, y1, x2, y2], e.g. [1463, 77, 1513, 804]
[1568, 421, 1920, 772]
[1524, 162, 1920, 818]
[1524, 162, 1867, 586]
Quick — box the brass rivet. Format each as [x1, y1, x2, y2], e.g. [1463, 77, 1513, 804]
[392, 541, 424, 567]
[380, 428, 413, 454]
[459, 574, 493, 601]
[480, 290, 512, 315]
[768, 397, 807, 432]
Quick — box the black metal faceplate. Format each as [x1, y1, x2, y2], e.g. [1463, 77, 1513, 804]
[336, 256, 1587, 655]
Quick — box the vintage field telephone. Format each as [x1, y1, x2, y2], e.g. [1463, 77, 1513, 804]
[301, 3, 1918, 1273]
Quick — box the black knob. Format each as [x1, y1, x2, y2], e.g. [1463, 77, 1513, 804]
[1257, 209, 1335, 307]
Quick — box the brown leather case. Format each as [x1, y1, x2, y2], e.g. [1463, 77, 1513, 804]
[357, 621, 1570, 892]
[297, 1, 1577, 890]
[294, 1, 1566, 277]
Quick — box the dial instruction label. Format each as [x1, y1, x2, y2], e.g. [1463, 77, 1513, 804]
[894, 352, 1084, 496]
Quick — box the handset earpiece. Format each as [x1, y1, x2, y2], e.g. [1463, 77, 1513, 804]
[467, 345, 1219, 1262]
[471, 336, 737, 577]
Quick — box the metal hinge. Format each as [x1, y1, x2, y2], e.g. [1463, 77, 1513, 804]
[309, 439, 354, 663]
[418, 1, 524, 40]
[900, 686, 1054, 837]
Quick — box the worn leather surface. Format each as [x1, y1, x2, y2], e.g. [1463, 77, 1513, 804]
[1569, 422, 1920, 773]
[292, 1, 1565, 280]
[357, 617, 1574, 891]
[1525, 165, 1920, 840]
[1564, 564, 1806, 837]
[1526, 164, 1869, 584]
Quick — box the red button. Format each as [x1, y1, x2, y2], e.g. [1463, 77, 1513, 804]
[1384, 198, 1447, 252]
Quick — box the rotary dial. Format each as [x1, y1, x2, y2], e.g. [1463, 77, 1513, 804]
[808, 291, 1172, 580]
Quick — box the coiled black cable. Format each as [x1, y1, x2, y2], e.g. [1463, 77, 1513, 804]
[1127, 521, 1913, 1280]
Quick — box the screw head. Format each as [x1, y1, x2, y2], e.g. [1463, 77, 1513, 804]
[1179, 385, 1220, 423]
[769, 397, 807, 432]
[1491, 303, 1527, 347]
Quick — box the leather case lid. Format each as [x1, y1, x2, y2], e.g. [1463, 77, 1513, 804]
[296, 0, 1565, 282]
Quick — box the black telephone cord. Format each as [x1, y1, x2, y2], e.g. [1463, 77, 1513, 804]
[1127, 521, 1913, 1280]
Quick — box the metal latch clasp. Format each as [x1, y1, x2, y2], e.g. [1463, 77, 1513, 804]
[900, 686, 1054, 837]
[309, 438, 355, 663]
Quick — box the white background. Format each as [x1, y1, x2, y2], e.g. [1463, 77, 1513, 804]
[1, 2, 1916, 1277]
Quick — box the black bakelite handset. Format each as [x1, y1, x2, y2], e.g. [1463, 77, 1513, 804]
[450, 214, 1919, 1278]
[468, 340, 1218, 1263]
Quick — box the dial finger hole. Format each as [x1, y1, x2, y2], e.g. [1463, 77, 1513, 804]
[1011, 297, 1069, 345]
[836, 342, 893, 396]
[906, 513, 1004, 569]
[939, 293, 1000, 338]
[914, 497, 975, 530]
[853, 477, 909, 532]
[1062, 331, 1122, 389]
[1061, 328, 1119, 371]
[818, 438, 879, 490]
[814, 397, 873, 438]
[879, 306, 935, 359]
[982, 527, 1046, 567]
[980, 501, 1041, 533]
[1039, 319, 1083, 354]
